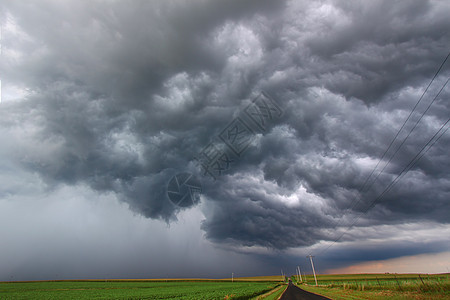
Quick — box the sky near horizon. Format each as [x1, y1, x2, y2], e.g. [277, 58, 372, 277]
[0, 0, 449, 280]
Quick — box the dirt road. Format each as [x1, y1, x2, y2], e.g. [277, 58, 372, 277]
[279, 281, 330, 300]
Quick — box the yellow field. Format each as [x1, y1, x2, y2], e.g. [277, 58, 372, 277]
[224, 276, 284, 282]
[3, 275, 283, 284]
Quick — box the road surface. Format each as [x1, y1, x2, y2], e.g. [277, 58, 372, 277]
[279, 281, 330, 300]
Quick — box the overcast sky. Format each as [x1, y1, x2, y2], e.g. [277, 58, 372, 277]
[1, 0, 449, 281]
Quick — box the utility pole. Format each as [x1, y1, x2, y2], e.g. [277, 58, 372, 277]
[281, 269, 284, 282]
[232, 272, 234, 282]
[297, 266, 303, 282]
[307, 255, 318, 286]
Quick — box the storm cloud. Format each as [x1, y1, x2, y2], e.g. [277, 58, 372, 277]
[1, 0, 449, 279]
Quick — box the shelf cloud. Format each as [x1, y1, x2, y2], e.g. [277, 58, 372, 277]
[1, 0, 449, 279]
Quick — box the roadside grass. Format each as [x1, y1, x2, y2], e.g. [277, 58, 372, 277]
[292, 273, 449, 300]
[253, 284, 286, 300]
[300, 284, 450, 300]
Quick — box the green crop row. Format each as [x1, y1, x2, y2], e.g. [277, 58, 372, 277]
[0, 281, 279, 299]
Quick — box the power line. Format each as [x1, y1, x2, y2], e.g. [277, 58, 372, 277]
[366, 117, 450, 211]
[315, 52, 450, 242]
[315, 115, 450, 256]
[360, 77, 449, 198]
[353, 51, 450, 207]
[310, 51, 450, 256]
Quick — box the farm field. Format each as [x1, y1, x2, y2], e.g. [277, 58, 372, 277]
[294, 273, 450, 300]
[2, 274, 448, 299]
[0, 279, 281, 300]
[228, 276, 284, 282]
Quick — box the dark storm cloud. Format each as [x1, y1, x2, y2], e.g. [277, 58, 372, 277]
[1, 0, 287, 220]
[1, 0, 449, 263]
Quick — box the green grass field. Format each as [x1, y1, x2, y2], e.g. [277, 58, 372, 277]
[2, 274, 448, 299]
[293, 273, 450, 299]
[0, 280, 281, 300]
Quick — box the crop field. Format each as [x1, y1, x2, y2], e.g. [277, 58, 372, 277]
[295, 273, 450, 299]
[3, 274, 448, 299]
[0, 280, 281, 300]
[227, 276, 284, 282]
